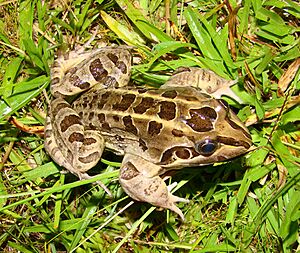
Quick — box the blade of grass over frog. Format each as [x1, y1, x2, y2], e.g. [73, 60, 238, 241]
[112, 206, 156, 253]
[100, 11, 145, 46]
[115, 0, 172, 42]
[100, 158, 121, 167]
[1, 57, 23, 98]
[148, 41, 197, 67]
[0, 76, 49, 121]
[0, 171, 118, 213]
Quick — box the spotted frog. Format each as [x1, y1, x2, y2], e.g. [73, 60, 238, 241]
[45, 46, 252, 219]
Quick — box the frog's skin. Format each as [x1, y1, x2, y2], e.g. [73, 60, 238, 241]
[44, 46, 252, 220]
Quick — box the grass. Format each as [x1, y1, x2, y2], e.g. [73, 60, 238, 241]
[0, 0, 299, 252]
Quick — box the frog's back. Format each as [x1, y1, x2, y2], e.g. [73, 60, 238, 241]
[72, 86, 251, 166]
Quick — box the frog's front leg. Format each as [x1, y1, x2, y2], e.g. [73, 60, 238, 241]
[45, 98, 104, 180]
[119, 154, 188, 220]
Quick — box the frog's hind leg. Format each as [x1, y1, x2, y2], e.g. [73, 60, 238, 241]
[44, 98, 110, 195]
[51, 47, 132, 97]
[119, 154, 188, 220]
[161, 67, 242, 102]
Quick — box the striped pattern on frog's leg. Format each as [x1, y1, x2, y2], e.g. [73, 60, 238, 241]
[44, 98, 111, 194]
[119, 154, 189, 220]
[51, 47, 132, 98]
[161, 67, 242, 103]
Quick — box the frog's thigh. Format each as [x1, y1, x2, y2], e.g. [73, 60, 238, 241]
[51, 47, 132, 97]
[119, 154, 188, 220]
[45, 98, 104, 179]
[161, 67, 240, 101]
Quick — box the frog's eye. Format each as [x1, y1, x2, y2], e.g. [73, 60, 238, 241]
[195, 139, 218, 156]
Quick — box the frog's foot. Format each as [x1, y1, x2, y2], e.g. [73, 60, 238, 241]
[119, 154, 188, 220]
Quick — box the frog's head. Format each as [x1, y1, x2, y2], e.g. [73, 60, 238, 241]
[159, 98, 252, 168]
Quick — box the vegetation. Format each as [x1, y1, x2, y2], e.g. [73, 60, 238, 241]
[0, 0, 299, 252]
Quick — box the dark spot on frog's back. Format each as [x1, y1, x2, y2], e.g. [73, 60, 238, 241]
[60, 114, 81, 132]
[104, 76, 118, 87]
[199, 107, 217, 120]
[185, 108, 215, 132]
[147, 121, 163, 136]
[161, 90, 177, 99]
[172, 129, 184, 137]
[116, 61, 127, 74]
[96, 91, 111, 109]
[113, 115, 120, 122]
[69, 74, 90, 90]
[89, 58, 108, 82]
[107, 53, 118, 64]
[158, 101, 176, 120]
[102, 122, 111, 131]
[122, 115, 138, 135]
[88, 112, 95, 120]
[113, 94, 136, 111]
[133, 97, 154, 114]
[98, 113, 105, 123]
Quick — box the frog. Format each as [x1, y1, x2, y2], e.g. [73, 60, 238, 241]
[44, 46, 252, 220]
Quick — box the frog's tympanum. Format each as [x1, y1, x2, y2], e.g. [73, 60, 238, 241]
[45, 47, 252, 219]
